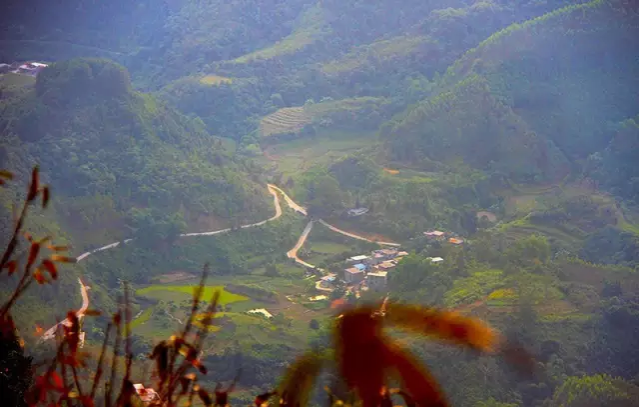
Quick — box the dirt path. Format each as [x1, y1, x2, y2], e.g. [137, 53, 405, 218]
[41, 278, 90, 341]
[267, 184, 308, 215]
[318, 220, 400, 247]
[286, 221, 318, 269]
[51, 184, 403, 340]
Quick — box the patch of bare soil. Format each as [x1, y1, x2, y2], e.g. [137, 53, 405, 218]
[476, 211, 498, 223]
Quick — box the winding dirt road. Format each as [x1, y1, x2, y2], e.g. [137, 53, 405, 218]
[318, 220, 400, 247]
[41, 277, 90, 341]
[267, 184, 307, 215]
[41, 184, 399, 339]
[286, 221, 319, 270]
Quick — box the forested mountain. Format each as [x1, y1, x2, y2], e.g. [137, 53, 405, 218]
[1, 58, 270, 249]
[2, 1, 639, 406]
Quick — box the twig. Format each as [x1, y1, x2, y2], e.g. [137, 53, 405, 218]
[91, 322, 113, 399]
[106, 309, 123, 407]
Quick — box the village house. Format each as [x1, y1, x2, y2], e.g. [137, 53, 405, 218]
[344, 267, 365, 284]
[352, 263, 367, 272]
[424, 230, 446, 239]
[369, 248, 399, 264]
[367, 271, 388, 291]
[347, 207, 369, 217]
[319, 274, 336, 289]
[449, 237, 464, 245]
[376, 260, 397, 271]
[347, 254, 369, 263]
[428, 257, 444, 264]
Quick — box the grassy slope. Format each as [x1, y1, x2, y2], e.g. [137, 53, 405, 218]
[232, 5, 328, 64]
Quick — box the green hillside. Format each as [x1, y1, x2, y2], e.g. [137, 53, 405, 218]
[0, 58, 273, 331]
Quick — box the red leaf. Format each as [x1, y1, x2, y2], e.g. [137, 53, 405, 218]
[33, 268, 47, 284]
[42, 259, 58, 280]
[28, 243, 41, 267]
[47, 245, 70, 252]
[51, 255, 77, 264]
[83, 309, 101, 316]
[3, 260, 17, 276]
[383, 343, 449, 407]
[50, 372, 64, 390]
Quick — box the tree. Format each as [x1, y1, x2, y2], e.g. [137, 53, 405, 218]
[264, 263, 280, 277]
[309, 319, 320, 330]
[549, 374, 639, 407]
[506, 234, 551, 269]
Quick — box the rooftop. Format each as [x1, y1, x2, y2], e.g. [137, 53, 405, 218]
[353, 263, 366, 271]
[345, 267, 364, 275]
[368, 271, 388, 278]
[248, 308, 273, 319]
[348, 255, 369, 261]
[378, 261, 397, 270]
[449, 238, 464, 245]
[424, 230, 445, 237]
[428, 257, 444, 263]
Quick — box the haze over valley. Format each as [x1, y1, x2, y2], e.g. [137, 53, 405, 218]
[1, 1, 639, 406]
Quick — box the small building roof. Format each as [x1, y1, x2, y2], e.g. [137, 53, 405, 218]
[345, 267, 364, 275]
[449, 238, 464, 245]
[348, 255, 369, 262]
[321, 275, 336, 282]
[378, 261, 396, 270]
[368, 271, 388, 278]
[428, 257, 444, 263]
[248, 308, 273, 318]
[30, 62, 48, 67]
[309, 295, 328, 301]
[397, 251, 409, 257]
[353, 263, 366, 271]
[424, 230, 445, 237]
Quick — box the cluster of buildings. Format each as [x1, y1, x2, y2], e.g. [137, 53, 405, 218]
[0, 61, 49, 76]
[315, 229, 466, 294]
[423, 230, 464, 246]
[318, 248, 408, 292]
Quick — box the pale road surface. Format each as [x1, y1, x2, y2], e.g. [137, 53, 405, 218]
[286, 221, 319, 270]
[266, 184, 308, 215]
[41, 277, 90, 341]
[318, 219, 400, 247]
[41, 184, 397, 339]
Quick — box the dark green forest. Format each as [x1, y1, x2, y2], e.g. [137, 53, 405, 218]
[1, 0, 639, 406]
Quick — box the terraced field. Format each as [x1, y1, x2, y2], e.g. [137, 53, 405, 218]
[260, 107, 311, 137]
[320, 35, 435, 76]
[199, 74, 233, 85]
[232, 5, 327, 64]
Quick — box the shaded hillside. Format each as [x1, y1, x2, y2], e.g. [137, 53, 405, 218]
[383, 0, 639, 184]
[382, 75, 569, 182]
[0, 58, 271, 251]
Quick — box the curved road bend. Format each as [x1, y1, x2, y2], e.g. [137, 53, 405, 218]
[41, 277, 90, 341]
[286, 221, 318, 270]
[266, 184, 307, 215]
[41, 184, 397, 339]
